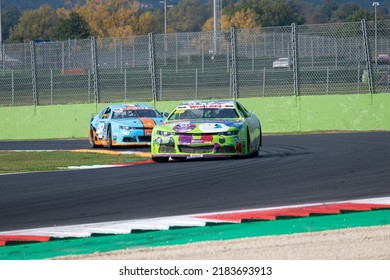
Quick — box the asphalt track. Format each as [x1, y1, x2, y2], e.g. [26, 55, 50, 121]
[0, 132, 390, 232]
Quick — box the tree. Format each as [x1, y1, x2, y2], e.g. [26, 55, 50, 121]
[75, 0, 139, 37]
[257, 0, 305, 27]
[223, 0, 305, 27]
[137, 11, 159, 35]
[345, 9, 374, 22]
[229, 9, 259, 30]
[51, 12, 91, 40]
[202, 14, 240, 32]
[8, 4, 58, 42]
[330, 4, 361, 23]
[168, 0, 208, 32]
[1, 5, 21, 41]
[319, 0, 339, 22]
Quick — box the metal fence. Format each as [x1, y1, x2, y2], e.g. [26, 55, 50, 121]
[1, 20, 390, 106]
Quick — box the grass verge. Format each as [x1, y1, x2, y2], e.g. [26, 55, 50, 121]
[0, 151, 149, 174]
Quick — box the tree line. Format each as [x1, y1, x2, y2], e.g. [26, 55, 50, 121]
[1, 0, 389, 43]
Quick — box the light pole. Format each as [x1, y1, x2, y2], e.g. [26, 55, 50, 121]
[161, 0, 172, 51]
[373, 2, 379, 66]
[164, 0, 167, 36]
[213, 0, 222, 57]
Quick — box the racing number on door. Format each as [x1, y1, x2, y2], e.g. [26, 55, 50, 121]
[96, 122, 105, 139]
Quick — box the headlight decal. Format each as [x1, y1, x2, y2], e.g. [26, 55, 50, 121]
[119, 126, 135, 130]
[157, 130, 176, 137]
[219, 130, 239, 136]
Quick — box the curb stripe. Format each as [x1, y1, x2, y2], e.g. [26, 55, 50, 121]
[1, 198, 390, 246]
[195, 202, 390, 222]
[0, 235, 50, 246]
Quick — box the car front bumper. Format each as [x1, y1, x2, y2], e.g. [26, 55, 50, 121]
[151, 132, 248, 158]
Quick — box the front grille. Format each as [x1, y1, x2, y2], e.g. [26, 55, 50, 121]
[217, 145, 236, 153]
[123, 136, 151, 143]
[179, 145, 214, 154]
[122, 137, 136, 142]
[138, 136, 151, 142]
[159, 146, 176, 153]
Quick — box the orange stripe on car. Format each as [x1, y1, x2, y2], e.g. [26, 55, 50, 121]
[140, 118, 155, 136]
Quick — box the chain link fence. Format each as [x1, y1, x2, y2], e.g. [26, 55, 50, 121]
[1, 20, 389, 106]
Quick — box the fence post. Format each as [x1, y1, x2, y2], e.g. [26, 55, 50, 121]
[175, 33, 178, 73]
[1, 43, 5, 74]
[11, 70, 14, 105]
[195, 69, 198, 99]
[30, 41, 38, 106]
[124, 69, 127, 100]
[91, 37, 100, 103]
[291, 23, 300, 96]
[201, 42, 204, 73]
[159, 69, 163, 101]
[230, 27, 239, 99]
[262, 67, 266, 97]
[226, 43, 229, 73]
[361, 19, 375, 95]
[61, 42, 65, 73]
[252, 43, 255, 72]
[148, 33, 157, 102]
[50, 69, 53, 104]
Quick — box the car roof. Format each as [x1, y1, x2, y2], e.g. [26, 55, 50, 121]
[176, 100, 236, 109]
[109, 103, 154, 109]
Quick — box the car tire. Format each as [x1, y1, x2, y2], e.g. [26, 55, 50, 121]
[247, 129, 260, 158]
[152, 156, 169, 163]
[107, 126, 113, 149]
[89, 126, 99, 148]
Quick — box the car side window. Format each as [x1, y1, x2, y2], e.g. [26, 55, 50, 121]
[99, 108, 107, 119]
[236, 103, 249, 118]
[102, 108, 111, 119]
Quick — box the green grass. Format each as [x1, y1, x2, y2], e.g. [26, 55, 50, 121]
[0, 151, 149, 174]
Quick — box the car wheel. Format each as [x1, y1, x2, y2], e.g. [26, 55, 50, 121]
[107, 126, 113, 149]
[88, 126, 96, 148]
[88, 126, 99, 148]
[253, 129, 262, 155]
[247, 129, 260, 158]
[152, 156, 169, 163]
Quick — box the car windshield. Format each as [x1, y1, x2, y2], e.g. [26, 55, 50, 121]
[168, 108, 239, 120]
[112, 109, 160, 119]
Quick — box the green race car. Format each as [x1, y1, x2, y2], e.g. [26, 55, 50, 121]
[151, 100, 262, 162]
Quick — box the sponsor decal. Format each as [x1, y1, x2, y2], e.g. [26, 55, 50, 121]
[96, 122, 105, 139]
[201, 135, 213, 143]
[179, 135, 192, 145]
[173, 123, 196, 133]
[198, 123, 229, 133]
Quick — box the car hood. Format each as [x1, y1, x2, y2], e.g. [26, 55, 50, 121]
[156, 119, 244, 133]
[111, 118, 164, 127]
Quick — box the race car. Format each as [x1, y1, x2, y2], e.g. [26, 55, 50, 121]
[89, 104, 166, 148]
[151, 100, 262, 162]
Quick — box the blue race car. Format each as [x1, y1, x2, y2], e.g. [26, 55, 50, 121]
[89, 104, 166, 148]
